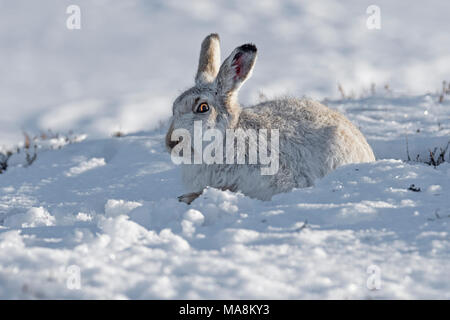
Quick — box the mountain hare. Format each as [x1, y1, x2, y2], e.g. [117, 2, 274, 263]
[166, 33, 375, 204]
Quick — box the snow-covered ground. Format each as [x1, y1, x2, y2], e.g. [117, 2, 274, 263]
[1, 1, 450, 299]
[1, 93, 449, 299]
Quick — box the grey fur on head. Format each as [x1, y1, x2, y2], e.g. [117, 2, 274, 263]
[166, 33, 375, 204]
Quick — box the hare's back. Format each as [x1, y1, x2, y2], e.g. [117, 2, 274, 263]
[245, 98, 349, 129]
[242, 98, 375, 163]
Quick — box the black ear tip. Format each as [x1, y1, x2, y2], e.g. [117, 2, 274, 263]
[239, 43, 257, 53]
[208, 33, 220, 41]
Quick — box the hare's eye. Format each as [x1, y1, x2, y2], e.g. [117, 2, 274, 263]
[196, 102, 210, 113]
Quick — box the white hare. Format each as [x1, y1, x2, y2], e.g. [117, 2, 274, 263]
[166, 33, 375, 204]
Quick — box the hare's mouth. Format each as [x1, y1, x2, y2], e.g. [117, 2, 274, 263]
[168, 139, 179, 150]
[167, 136, 184, 151]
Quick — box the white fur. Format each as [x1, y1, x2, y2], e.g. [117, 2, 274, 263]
[166, 34, 375, 203]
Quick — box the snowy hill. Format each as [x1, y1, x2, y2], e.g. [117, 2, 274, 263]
[1, 94, 449, 299]
[1, 0, 450, 300]
[2, 0, 450, 146]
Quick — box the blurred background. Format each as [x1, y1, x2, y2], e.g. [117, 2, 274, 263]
[0, 0, 449, 146]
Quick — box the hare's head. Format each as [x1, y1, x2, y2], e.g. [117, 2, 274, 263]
[166, 33, 257, 151]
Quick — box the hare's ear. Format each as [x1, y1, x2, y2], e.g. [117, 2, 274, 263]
[195, 33, 221, 85]
[215, 44, 257, 97]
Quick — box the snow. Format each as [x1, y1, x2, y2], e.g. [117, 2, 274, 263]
[4, 207, 56, 228]
[65, 157, 106, 177]
[0, 93, 449, 299]
[2, 0, 450, 146]
[1, 0, 450, 299]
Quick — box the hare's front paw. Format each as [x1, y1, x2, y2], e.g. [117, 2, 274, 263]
[178, 191, 203, 205]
